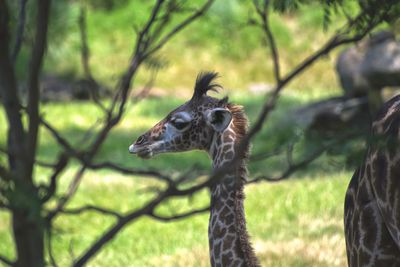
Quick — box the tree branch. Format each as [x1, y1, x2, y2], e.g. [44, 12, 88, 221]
[46, 225, 59, 267]
[71, 178, 211, 267]
[41, 154, 69, 203]
[12, 0, 28, 62]
[79, 3, 92, 81]
[253, 1, 281, 83]
[47, 2, 216, 227]
[0, 254, 13, 266]
[46, 166, 86, 222]
[40, 117, 80, 157]
[26, 0, 52, 178]
[249, 147, 327, 183]
[85, 161, 174, 184]
[144, 0, 214, 58]
[61, 205, 123, 220]
[235, 9, 384, 167]
[0, 0, 26, 177]
[149, 206, 209, 222]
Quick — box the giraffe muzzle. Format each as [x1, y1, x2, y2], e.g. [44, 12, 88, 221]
[129, 144, 154, 159]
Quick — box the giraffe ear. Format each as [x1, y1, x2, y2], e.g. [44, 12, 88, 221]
[206, 108, 232, 132]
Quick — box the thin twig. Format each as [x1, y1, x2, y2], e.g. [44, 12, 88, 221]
[78, 3, 108, 112]
[61, 205, 123, 220]
[249, 132, 361, 183]
[12, 0, 28, 62]
[41, 154, 69, 203]
[235, 10, 383, 166]
[253, 1, 281, 83]
[35, 159, 58, 168]
[86, 161, 174, 184]
[47, 166, 86, 222]
[149, 206, 210, 222]
[249, 147, 326, 183]
[79, 3, 92, 81]
[53, 1, 216, 225]
[0, 254, 13, 266]
[46, 225, 59, 267]
[40, 117, 80, 157]
[71, 179, 210, 267]
[250, 146, 286, 161]
[144, 0, 214, 58]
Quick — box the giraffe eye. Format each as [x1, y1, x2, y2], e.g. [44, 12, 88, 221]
[172, 120, 190, 130]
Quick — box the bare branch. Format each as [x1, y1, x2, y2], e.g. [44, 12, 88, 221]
[61, 205, 123, 220]
[55, 3, 217, 225]
[87, 1, 168, 153]
[253, 1, 281, 83]
[35, 159, 58, 168]
[40, 117, 80, 157]
[41, 154, 69, 203]
[78, 4, 108, 112]
[132, 66, 159, 101]
[236, 11, 384, 166]
[249, 146, 326, 183]
[47, 166, 86, 222]
[39, 1, 388, 266]
[86, 161, 174, 184]
[79, 3, 92, 81]
[46, 226, 59, 267]
[0, 254, 13, 266]
[12, 0, 28, 62]
[26, 0, 52, 178]
[144, 0, 215, 58]
[85, 1, 215, 161]
[149, 206, 210, 222]
[72, 192, 167, 267]
[0, 0, 26, 175]
[249, 131, 360, 183]
[72, 178, 211, 267]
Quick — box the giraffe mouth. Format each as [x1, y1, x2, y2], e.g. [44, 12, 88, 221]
[129, 144, 154, 159]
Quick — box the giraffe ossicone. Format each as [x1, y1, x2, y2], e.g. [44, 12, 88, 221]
[129, 71, 260, 267]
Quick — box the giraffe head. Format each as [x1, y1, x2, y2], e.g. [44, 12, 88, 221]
[129, 72, 234, 159]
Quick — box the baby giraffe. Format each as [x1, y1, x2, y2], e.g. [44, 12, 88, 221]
[129, 72, 260, 266]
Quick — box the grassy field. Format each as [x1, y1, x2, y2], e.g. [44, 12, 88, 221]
[0, 1, 370, 266]
[0, 91, 356, 266]
[13, 0, 355, 93]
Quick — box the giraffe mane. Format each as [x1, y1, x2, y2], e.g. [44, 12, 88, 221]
[227, 103, 260, 266]
[227, 103, 248, 148]
[225, 103, 250, 183]
[190, 71, 222, 102]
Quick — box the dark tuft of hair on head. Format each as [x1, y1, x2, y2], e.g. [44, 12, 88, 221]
[190, 71, 221, 102]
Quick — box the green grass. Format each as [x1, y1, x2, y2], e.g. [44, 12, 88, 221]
[0, 91, 356, 266]
[0, 1, 367, 265]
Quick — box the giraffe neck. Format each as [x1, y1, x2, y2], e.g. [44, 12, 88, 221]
[207, 126, 259, 267]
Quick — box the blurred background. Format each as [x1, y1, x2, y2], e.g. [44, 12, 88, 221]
[1, 0, 400, 266]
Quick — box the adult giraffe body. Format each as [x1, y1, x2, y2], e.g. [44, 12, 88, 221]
[129, 72, 260, 266]
[345, 95, 400, 266]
